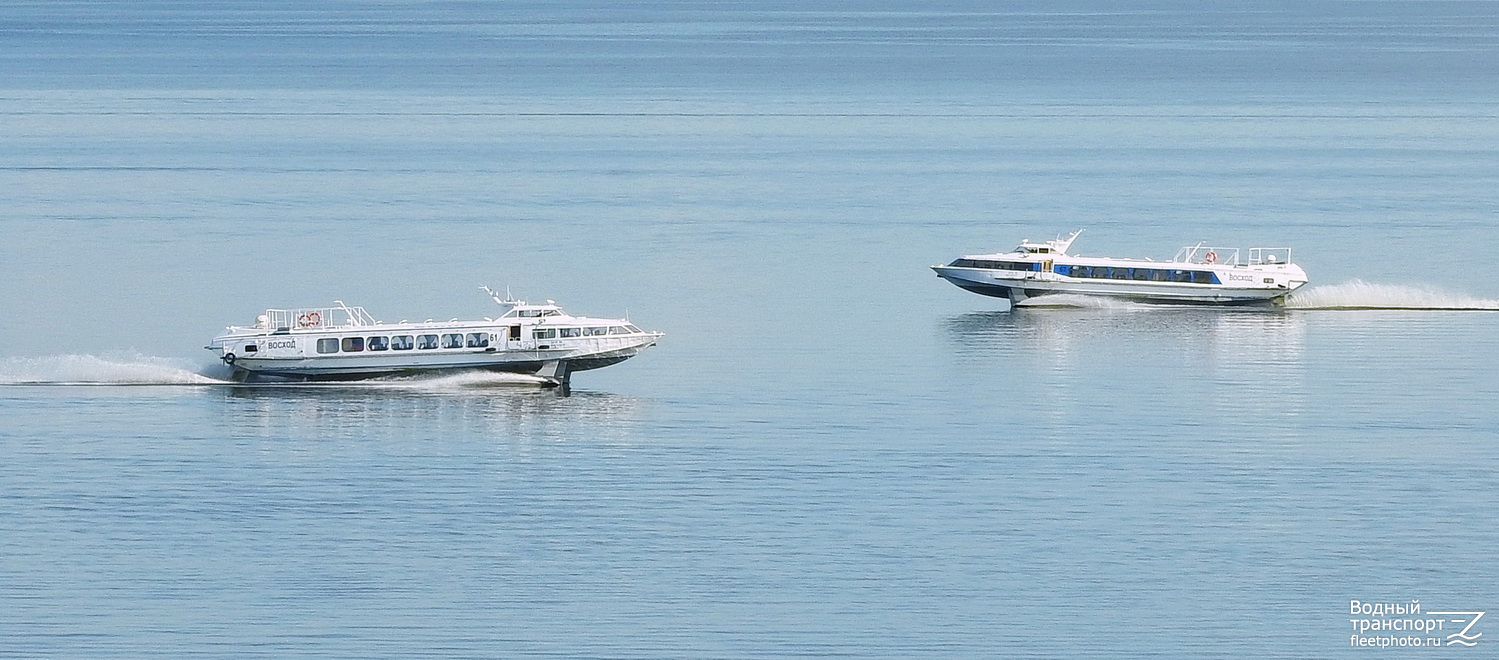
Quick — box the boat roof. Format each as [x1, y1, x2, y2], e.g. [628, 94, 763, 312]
[958, 231, 1294, 267]
[224, 286, 632, 335]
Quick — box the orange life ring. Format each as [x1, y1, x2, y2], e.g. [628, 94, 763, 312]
[297, 312, 322, 328]
[1204, 251, 1218, 264]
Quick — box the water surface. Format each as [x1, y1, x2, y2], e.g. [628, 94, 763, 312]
[4, 2, 1499, 657]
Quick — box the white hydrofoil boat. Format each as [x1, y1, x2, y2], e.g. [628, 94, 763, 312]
[207, 287, 662, 386]
[933, 231, 1308, 306]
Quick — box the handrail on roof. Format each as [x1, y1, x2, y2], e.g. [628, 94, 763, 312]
[1248, 247, 1293, 265]
[258, 304, 376, 331]
[480, 285, 522, 308]
[1175, 245, 1240, 265]
[1173, 245, 1293, 266]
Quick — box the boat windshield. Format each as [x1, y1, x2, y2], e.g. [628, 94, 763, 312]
[504, 308, 562, 318]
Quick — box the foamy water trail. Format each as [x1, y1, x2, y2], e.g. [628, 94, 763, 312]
[1008, 281, 1499, 311]
[356, 370, 554, 390]
[1013, 294, 1151, 310]
[0, 354, 229, 385]
[0, 355, 555, 390]
[1284, 280, 1499, 310]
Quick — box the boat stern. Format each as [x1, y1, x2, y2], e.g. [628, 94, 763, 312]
[205, 326, 269, 369]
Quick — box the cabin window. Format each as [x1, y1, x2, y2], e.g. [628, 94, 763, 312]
[533, 328, 557, 340]
[367, 336, 389, 351]
[626, 325, 642, 333]
[608, 326, 629, 335]
[317, 338, 339, 354]
[391, 335, 413, 350]
[341, 336, 364, 352]
[560, 327, 581, 338]
[244, 344, 258, 353]
[1132, 269, 1149, 281]
[1192, 271, 1216, 284]
[948, 259, 1038, 271]
[508, 326, 521, 340]
[1110, 268, 1127, 280]
[416, 334, 439, 350]
[1151, 269, 1169, 281]
[466, 333, 489, 348]
[441, 334, 464, 349]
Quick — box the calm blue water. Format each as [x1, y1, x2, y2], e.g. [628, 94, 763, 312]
[4, 2, 1499, 657]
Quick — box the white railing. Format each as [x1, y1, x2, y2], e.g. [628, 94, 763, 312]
[261, 302, 376, 331]
[1173, 245, 1293, 267]
[1248, 248, 1292, 265]
[1175, 244, 1240, 265]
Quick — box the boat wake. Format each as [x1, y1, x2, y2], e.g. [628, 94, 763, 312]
[1283, 280, 1499, 310]
[1013, 294, 1151, 310]
[0, 354, 230, 385]
[0, 354, 553, 389]
[1008, 281, 1499, 312]
[352, 370, 555, 390]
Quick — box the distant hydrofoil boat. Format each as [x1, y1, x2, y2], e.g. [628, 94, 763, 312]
[933, 231, 1308, 306]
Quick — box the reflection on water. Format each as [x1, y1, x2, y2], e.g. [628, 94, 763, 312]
[220, 384, 648, 445]
[944, 307, 1306, 365]
[941, 305, 1499, 454]
[0, 364, 654, 446]
[942, 307, 1310, 442]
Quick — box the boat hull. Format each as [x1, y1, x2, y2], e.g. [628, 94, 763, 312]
[226, 342, 653, 383]
[934, 267, 1301, 306]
